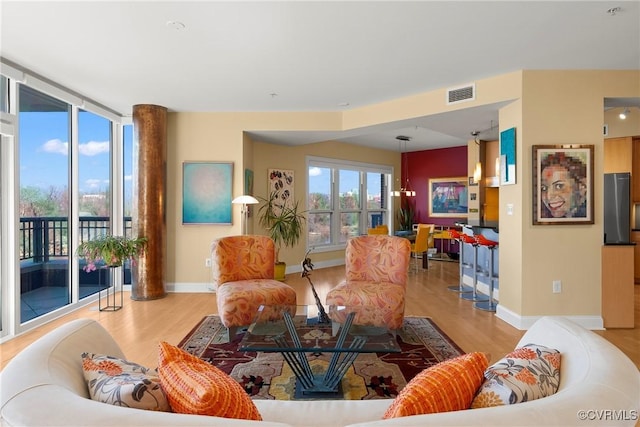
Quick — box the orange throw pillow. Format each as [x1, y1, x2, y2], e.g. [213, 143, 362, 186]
[383, 352, 489, 419]
[157, 341, 261, 420]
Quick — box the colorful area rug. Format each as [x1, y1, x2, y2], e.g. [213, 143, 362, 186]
[178, 315, 464, 400]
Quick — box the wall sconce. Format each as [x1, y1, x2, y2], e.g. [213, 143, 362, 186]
[473, 162, 482, 183]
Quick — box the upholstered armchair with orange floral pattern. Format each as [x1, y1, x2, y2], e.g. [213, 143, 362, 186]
[211, 235, 297, 339]
[325, 235, 411, 331]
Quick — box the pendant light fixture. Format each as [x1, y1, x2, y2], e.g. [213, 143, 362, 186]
[390, 135, 416, 197]
[471, 131, 482, 183]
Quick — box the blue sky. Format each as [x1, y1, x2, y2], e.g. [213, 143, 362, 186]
[19, 111, 132, 195]
[308, 166, 382, 197]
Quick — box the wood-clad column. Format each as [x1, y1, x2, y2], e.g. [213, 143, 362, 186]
[131, 104, 167, 300]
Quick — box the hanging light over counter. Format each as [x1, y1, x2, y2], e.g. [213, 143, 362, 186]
[390, 135, 416, 197]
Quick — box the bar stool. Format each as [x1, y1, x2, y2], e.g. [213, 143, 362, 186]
[474, 234, 499, 312]
[460, 233, 488, 303]
[446, 229, 473, 293]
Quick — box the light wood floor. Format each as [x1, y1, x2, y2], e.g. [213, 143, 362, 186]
[2, 260, 639, 371]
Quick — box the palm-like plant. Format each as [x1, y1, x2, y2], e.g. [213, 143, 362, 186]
[258, 191, 306, 263]
[77, 234, 148, 272]
[397, 198, 415, 232]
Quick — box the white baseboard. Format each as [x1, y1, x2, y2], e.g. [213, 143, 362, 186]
[163, 282, 215, 293]
[164, 259, 346, 294]
[496, 305, 604, 331]
[163, 263, 603, 331]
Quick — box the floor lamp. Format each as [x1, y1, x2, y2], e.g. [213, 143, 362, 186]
[232, 195, 259, 235]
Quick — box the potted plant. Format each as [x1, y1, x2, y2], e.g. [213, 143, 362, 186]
[258, 191, 306, 280]
[77, 234, 148, 272]
[397, 197, 415, 234]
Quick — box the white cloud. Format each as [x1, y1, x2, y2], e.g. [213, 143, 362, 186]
[85, 179, 102, 189]
[124, 174, 132, 181]
[41, 139, 68, 155]
[79, 141, 109, 156]
[309, 167, 322, 176]
[39, 139, 109, 156]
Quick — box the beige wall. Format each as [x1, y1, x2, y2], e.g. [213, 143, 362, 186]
[497, 70, 640, 327]
[165, 70, 640, 329]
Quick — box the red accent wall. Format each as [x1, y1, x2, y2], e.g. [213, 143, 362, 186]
[404, 146, 467, 226]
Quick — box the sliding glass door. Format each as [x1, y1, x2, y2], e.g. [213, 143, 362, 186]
[78, 109, 112, 299]
[18, 86, 71, 322]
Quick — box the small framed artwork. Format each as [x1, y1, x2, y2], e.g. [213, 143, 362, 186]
[468, 176, 478, 186]
[532, 145, 594, 225]
[500, 127, 516, 185]
[268, 168, 294, 212]
[429, 177, 468, 218]
[182, 162, 233, 224]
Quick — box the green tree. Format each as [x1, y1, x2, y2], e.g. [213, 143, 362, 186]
[20, 186, 59, 216]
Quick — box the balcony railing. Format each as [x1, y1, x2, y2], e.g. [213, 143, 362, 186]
[20, 216, 133, 262]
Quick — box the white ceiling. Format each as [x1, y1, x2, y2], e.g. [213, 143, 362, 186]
[1, 1, 639, 151]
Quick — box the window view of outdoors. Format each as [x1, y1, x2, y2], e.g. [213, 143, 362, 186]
[308, 163, 388, 248]
[19, 86, 71, 322]
[308, 166, 331, 246]
[339, 169, 360, 243]
[19, 85, 115, 322]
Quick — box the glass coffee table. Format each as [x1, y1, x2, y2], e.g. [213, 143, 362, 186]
[239, 305, 400, 398]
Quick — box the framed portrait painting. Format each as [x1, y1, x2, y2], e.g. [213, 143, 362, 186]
[532, 145, 594, 225]
[182, 162, 233, 224]
[429, 177, 468, 218]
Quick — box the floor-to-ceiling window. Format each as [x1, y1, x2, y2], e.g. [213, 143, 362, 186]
[77, 109, 112, 299]
[19, 86, 72, 322]
[1, 61, 125, 337]
[307, 156, 392, 251]
[0, 75, 7, 337]
[123, 124, 133, 285]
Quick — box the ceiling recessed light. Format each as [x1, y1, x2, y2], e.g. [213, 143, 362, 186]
[166, 21, 186, 30]
[619, 108, 629, 120]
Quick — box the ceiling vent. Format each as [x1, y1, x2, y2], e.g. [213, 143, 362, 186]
[446, 83, 475, 105]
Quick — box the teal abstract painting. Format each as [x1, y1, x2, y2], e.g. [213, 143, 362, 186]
[183, 162, 233, 224]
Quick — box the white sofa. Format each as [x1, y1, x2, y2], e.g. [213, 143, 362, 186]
[1, 316, 638, 427]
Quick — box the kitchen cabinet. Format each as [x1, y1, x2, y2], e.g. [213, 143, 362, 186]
[604, 137, 632, 173]
[601, 245, 634, 328]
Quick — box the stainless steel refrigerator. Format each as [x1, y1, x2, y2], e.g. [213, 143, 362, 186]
[603, 172, 631, 244]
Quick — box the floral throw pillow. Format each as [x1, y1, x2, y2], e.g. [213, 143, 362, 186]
[471, 344, 561, 408]
[81, 352, 171, 412]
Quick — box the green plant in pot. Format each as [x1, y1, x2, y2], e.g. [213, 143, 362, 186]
[258, 191, 306, 280]
[397, 197, 415, 234]
[77, 234, 148, 272]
